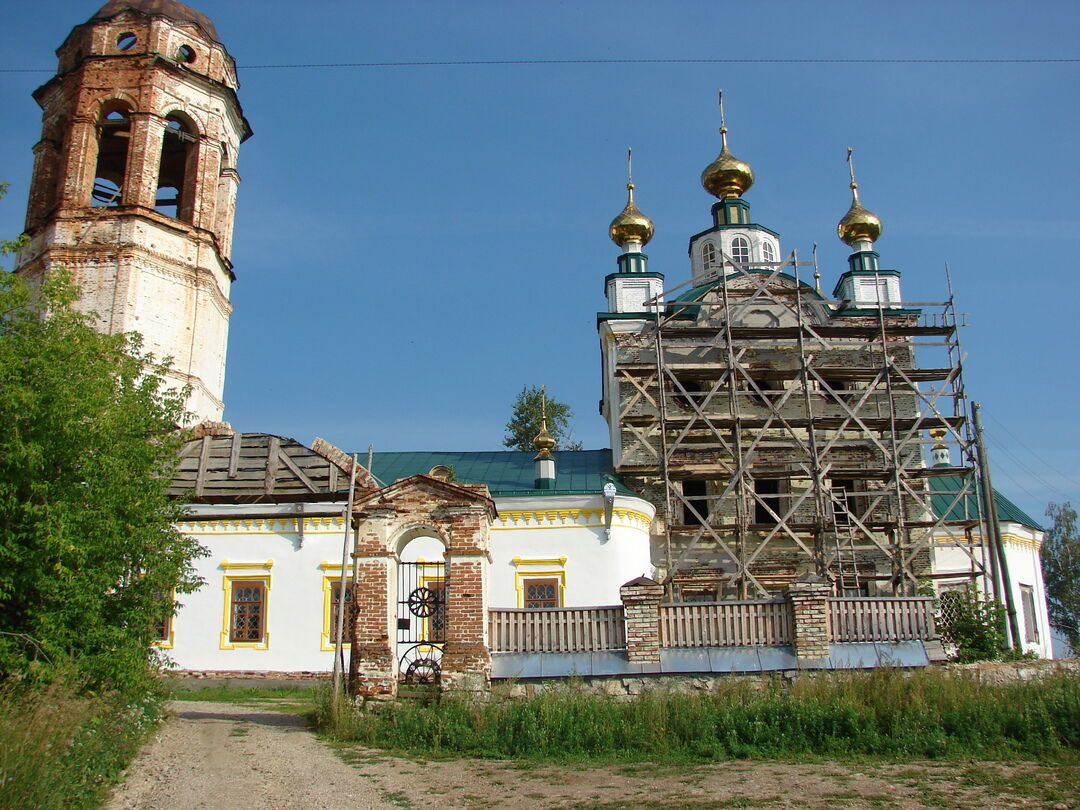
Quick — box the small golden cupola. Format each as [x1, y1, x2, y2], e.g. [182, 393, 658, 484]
[533, 387, 557, 490]
[837, 147, 883, 247]
[608, 183, 654, 249]
[601, 149, 666, 315]
[701, 92, 755, 200]
[609, 149, 654, 251]
[832, 148, 901, 309]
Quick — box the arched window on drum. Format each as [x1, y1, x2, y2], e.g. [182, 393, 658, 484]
[701, 240, 717, 271]
[762, 240, 776, 264]
[730, 236, 751, 266]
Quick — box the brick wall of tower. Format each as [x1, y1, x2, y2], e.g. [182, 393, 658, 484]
[16, 6, 249, 424]
[348, 481, 494, 697]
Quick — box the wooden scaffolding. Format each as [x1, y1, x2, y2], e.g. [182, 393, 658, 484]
[607, 251, 987, 599]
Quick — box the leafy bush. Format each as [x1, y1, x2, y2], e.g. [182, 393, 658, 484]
[0, 673, 165, 808]
[937, 586, 1007, 663]
[0, 269, 205, 692]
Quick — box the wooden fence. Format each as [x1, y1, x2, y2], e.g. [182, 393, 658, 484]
[829, 597, 937, 642]
[488, 597, 937, 654]
[488, 606, 626, 653]
[659, 600, 793, 647]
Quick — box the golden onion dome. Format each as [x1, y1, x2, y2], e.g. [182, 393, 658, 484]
[701, 127, 755, 199]
[608, 182, 654, 247]
[837, 183, 883, 246]
[533, 422, 556, 456]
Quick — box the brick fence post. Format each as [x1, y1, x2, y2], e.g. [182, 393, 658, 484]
[786, 573, 833, 660]
[348, 511, 397, 700]
[439, 506, 492, 694]
[620, 576, 664, 664]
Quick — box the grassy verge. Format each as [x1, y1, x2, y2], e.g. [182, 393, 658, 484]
[170, 684, 317, 705]
[316, 668, 1080, 763]
[0, 677, 165, 809]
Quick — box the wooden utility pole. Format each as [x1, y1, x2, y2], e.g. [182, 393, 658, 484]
[331, 454, 359, 699]
[972, 402, 1021, 650]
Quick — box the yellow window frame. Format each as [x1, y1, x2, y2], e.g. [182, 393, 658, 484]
[321, 573, 355, 652]
[152, 588, 176, 649]
[515, 569, 566, 608]
[220, 574, 271, 650]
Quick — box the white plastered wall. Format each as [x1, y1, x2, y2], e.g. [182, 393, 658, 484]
[163, 502, 352, 672]
[931, 522, 1053, 658]
[488, 493, 655, 608]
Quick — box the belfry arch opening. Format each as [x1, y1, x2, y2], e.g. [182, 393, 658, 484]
[157, 112, 198, 221]
[91, 106, 131, 207]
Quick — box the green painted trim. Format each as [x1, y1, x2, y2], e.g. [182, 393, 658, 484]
[604, 271, 665, 282]
[597, 312, 656, 323]
[835, 268, 900, 277]
[688, 222, 781, 248]
[831, 307, 922, 316]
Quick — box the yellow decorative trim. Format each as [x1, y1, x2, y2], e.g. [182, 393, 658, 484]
[495, 508, 651, 530]
[515, 570, 567, 608]
[511, 556, 568, 567]
[319, 561, 346, 571]
[931, 532, 1043, 553]
[1002, 532, 1043, 552]
[320, 573, 354, 651]
[220, 574, 271, 650]
[221, 559, 274, 571]
[178, 516, 347, 535]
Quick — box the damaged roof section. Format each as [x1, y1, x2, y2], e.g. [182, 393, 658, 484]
[91, 0, 221, 43]
[170, 430, 373, 503]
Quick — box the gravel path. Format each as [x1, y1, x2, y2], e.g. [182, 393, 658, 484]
[105, 701, 388, 810]
[106, 700, 1077, 809]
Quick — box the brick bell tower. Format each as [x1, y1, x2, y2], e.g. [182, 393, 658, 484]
[16, 0, 252, 423]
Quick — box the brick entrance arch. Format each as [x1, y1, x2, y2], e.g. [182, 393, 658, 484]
[348, 473, 495, 699]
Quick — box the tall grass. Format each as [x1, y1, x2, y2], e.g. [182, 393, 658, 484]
[317, 668, 1080, 762]
[0, 675, 165, 808]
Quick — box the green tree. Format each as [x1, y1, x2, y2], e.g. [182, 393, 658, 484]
[503, 385, 582, 452]
[1043, 501, 1079, 653]
[0, 183, 27, 260]
[0, 267, 205, 691]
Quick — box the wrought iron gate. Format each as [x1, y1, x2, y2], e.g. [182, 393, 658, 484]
[396, 560, 446, 683]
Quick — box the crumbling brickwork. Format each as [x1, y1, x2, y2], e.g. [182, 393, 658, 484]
[349, 476, 496, 697]
[15, 2, 252, 423]
[786, 574, 833, 660]
[620, 576, 664, 663]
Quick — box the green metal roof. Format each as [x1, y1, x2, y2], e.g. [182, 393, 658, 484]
[929, 475, 1043, 530]
[361, 449, 635, 496]
[359, 453, 1038, 528]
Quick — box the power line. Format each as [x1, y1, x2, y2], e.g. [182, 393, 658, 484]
[985, 433, 1074, 504]
[2, 56, 1080, 73]
[985, 411, 1080, 491]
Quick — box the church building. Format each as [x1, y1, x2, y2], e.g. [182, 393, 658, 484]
[12, 1, 1053, 689]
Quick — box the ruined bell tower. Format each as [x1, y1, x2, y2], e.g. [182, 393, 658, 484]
[16, 0, 252, 423]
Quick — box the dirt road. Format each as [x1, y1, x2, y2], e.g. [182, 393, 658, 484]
[106, 701, 1076, 809]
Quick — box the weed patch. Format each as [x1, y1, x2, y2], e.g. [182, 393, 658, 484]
[315, 669, 1080, 764]
[0, 676, 164, 809]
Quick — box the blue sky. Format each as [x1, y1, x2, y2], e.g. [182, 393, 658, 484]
[1, 0, 1078, 523]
